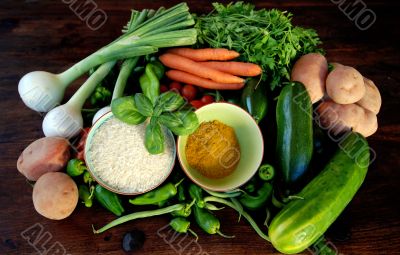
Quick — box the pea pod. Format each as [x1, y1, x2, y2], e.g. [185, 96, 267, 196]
[269, 132, 370, 254]
[129, 179, 183, 206]
[241, 77, 268, 123]
[94, 184, 125, 216]
[276, 82, 313, 186]
[239, 182, 273, 210]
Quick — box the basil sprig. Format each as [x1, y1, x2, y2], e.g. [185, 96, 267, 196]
[111, 91, 199, 154]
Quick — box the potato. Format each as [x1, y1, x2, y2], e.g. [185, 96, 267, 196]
[356, 107, 378, 137]
[357, 77, 382, 114]
[317, 100, 378, 137]
[17, 137, 70, 181]
[32, 172, 78, 220]
[326, 65, 365, 104]
[330, 62, 344, 69]
[291, 53, 328, 103]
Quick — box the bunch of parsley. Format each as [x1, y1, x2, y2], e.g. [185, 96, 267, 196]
[195, 2, 323, 90]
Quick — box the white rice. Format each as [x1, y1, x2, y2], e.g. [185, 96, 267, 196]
[87, 116, 175, 193]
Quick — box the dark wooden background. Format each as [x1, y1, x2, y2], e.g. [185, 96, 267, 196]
[1, 0, 399, 254]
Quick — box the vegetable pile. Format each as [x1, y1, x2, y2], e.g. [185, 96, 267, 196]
[15, 2, 381, 255]
[291, 53, 381, 137]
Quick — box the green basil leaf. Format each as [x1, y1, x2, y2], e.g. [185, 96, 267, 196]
[111, 96, 146, 125]
[145, 118, 165, 154]
[155, 91, 185, 113]
[168, 110, 199, 136]
[134, 93, 154, 117]
[158, 112, 184, 128]
[140, 64, 160, 105]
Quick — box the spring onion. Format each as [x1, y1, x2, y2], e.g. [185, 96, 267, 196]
[19, 3, 197, 112]
[42, 61, 116, 139]
[92, 58, 139, 124]
[92, 8, 156, 124]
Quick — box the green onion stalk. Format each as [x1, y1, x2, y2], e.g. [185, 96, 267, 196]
[18, 3, 197, 113]
[203, 196, 270, 242]
[93, 204, 185, 234]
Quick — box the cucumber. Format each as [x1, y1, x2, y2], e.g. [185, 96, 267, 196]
[276, 82, 313, 185]
[269, 132, 370, 254]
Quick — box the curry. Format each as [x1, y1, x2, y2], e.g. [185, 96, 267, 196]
[185, 120, 241, 179]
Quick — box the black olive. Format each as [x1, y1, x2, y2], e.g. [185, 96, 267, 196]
[122, 229, 146, 252]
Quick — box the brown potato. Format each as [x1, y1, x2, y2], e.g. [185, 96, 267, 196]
[291, 53, 328, 103]
[330, 62, 344, 69]
[357, 77, 382, 114]
[17, 137, 70, 181]
[356, 108, 378, 137]
[326, 65, 365, 104]
[32, 172, 78, 220]
[317, 100, 378, 137]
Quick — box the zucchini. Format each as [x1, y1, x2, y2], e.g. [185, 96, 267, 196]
[269, 132, 370, 254]
[276, 82, 313, 185]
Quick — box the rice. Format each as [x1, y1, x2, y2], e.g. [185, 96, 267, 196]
[87, 115, 175, 193]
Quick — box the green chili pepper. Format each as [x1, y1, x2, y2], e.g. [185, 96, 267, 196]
[244, 183, 256, 193]
[129, 179, 183, 206]
[171, 199, 195, 218]
[239, 183, 273, 210]
[94, 184, 125, 216]
[90, 85, 112, 106]
[83, 171, 93, 185]
[243, 177, 257, 193]
[170, 217, 198, 240]
[139, 63, 161, 104]
[177, 185, 186, 202]
[78, 185, 93, 208]
[241, 77, 268, 123]
[193, 205, 233, 238]
[258, 164, 275, 181]
[66, 159, 87, 177]
[188, 183, 205, 208]
[150, 60, 165, 79]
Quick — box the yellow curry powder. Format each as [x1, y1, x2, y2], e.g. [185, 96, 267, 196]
[185, 120, 241, 179]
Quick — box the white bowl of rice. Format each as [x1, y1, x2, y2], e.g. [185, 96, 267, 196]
[84, 112, 176, 195]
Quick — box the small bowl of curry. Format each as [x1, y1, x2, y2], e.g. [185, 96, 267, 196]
[177, 103, 264, 192]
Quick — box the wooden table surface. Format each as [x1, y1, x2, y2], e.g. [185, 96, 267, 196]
[1, 0, 399, 254]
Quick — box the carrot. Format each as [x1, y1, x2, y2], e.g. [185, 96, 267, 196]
[167, 48, 239, 61]
[166, 70, 244, 90]
[199, 61, 262, 77]
[159, 53, 244, 84]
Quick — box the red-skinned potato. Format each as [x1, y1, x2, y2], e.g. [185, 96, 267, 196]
[326, 65, 365, 104]
[32, 172, 78, 220]
[17, 137, 70, 181]
[317, 100, 377, 137]
[357, 77, 382, 114]
[291, 53, 328, 103]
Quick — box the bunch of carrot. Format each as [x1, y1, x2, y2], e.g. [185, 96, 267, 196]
[159, 48, 262, 90]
